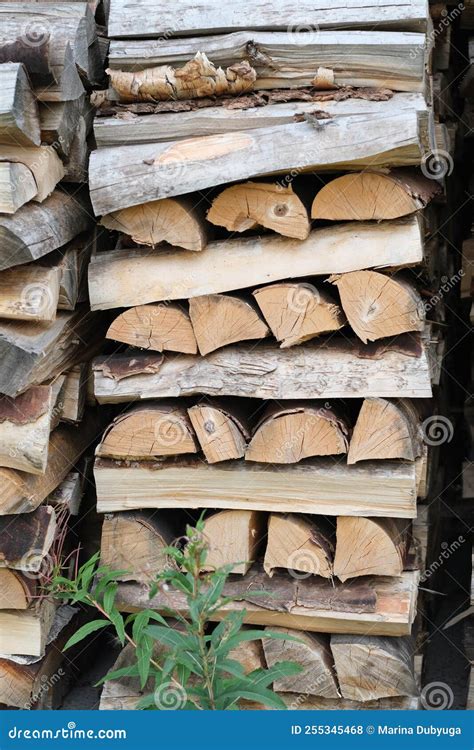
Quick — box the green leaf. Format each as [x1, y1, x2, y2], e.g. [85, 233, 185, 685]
[63, 619, 109, 650]
[136, 636, 153, 689]
[108, 609, 126, 645]
[103, 582, 118, 615]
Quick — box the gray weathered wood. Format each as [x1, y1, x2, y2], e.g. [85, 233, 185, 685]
[0, 62, 40, 146]
[90, 105, 432, 214]
[108, 31, 425, 93]
[107, 0, 429, 38]
[92, 336, 432, 403]
[0, 191, 93, 272]
[88, 217, 423, 310]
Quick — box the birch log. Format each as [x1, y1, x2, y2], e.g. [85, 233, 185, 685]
[89, 109, 433, 214]
[92, 336, 433, 403]
[107, 31, 426, 93]
[106, 1, 429, 37]
[94, 457, 418, 518]
[88, 217, 424, 310]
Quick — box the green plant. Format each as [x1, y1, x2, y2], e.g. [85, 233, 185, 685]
[49, 519, 302, 710]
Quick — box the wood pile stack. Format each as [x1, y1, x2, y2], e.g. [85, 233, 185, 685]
[79, 0, 461, 710]
[0, 0, 107, 710]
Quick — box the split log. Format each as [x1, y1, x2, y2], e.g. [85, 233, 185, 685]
[116, 568, 420, 636]
[57, 365, 87, 423]
[263, 514, 334, 579]
[54, 236, 92, 311]
[0, 505, 56, 571]
[254, 282, 345, 347]
[107, 52, 256, 103]
[62, 115, 89, 182]
[246, 403, 349, 463]
[88, 217, 424, 310]
[311, 169, 441, 221]
[0, 191, 93, 272]
[0, 412, 104, 515]
[333, 517, 409, 581]
[106, 1, 429, 37]
[93, 93, 429, 149]
[47, 471, 85, 516]
[107, 31, 425, 94]
[0, 145, 64, 204]
[262, 627, 339, 697]
[89, 109, 433, 214]
[0, 598, 56, 658]
[101, 511, 177, 583]
[106, 303, 197, 354]
[0, 162, 37, 214]
[329, 271, 425, 343]
[0, 385, 60, 474]
[207, 182, 310, 240]
[96, 404, 198, 460]
[188, 294, 270, 355]
[92, 335, 433, 403]
[39, 95, 86, 156]
[100, 197, 207, 252]
[94, 456, 419, 518]
[0, 62, 40, 146]
[187, 400, 250, 463]
[330, 635, 417, 701]
[0, 265, 59, 325]
[348, 397, 423, 464]
[0, 308, 103, 398]
[201, 509, 264, 575]
[0, 569, 36, 610]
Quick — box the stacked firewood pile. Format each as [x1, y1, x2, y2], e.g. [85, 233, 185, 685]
[0, 1, 107, 709]
[0, 0, 467, 710]
[81, 0, 460, 710]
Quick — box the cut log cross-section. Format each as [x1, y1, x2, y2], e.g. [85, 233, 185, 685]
[312, 170, 441, 221]
[246, 403, 349, 464]
[0, 62, 41, 147]
[0, 162, 37, 214]
[0, 264, 60, 323]
[101, 511, 177, 583]
[201, 509, 265, 575]
[263, 513, 334, 579]
[0, 568, 36, 610]
[329, 271, 425, 344]
[207, 182, 310, 239]
[0, 505, 56, 572]
[100, 197, 207, 252]
[107, 303, 197, 355]
[263, 627, 340, 698]
[187, 400, 251, 463]
[189, 294, 270, 355]
[348, 397, 423, 464]
[333, 517, 409, 582]
[330, 635, 417, 701]
[253, 283, 345, 347]
[0, 145, 65, 204]
[96, 404, 198, 460]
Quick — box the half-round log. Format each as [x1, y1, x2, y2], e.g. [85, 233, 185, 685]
[263, 513, 334, 579]
[100, 197, 207, 252]
[348, 397, 422, 464]
[311, 170, 441, 221]
[246, 403, 349, 464]
[329, 270, 424, 344]
[333, 516, 408, 581]
[253, 282, 345, 347]
[188, 293, 270, 355]
[106, 303, 198, 354]
[96, 404, 198, 459]
[207, 182, 310, 240]
[201, 509, 264, 575]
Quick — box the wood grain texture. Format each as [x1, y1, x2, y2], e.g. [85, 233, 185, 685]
[0, 62, 41, 146]
[107, 1, 429, 37]
[94, 456, 418, 518]
[88, 217, 424, 310]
